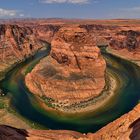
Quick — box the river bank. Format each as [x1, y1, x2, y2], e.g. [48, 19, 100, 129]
[0, 46, 50, 130]
[107, 47, 140, 67]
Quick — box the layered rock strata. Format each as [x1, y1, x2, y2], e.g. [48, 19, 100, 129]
[109, 30, 140, 60]
[33, 25, 61, 43]
[88, 104, 140, 140]
[0, 24, 43, 80]
[25, 26, 106, 110]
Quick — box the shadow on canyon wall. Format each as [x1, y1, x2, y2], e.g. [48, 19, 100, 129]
[129, 118, 140, 140]
[0, 125, 28, 140]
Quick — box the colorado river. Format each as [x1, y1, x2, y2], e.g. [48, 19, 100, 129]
[0, 47, 140, 133]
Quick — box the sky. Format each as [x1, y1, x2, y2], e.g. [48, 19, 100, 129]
[0, 0, 140, 19]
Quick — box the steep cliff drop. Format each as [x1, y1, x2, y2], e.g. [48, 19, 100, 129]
[25, 26, 106, 112]
[0, 24, 43, 80]
[0, 23, 61, 80]
[109, 30, 140, 61]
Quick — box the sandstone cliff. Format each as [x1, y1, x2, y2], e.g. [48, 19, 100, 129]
[0, 24, 43, 79]
[109, 29, 140, 61]
[0, 24, 60, 80]
[33, 24, 61, 43]
[88, 104, 140, 140]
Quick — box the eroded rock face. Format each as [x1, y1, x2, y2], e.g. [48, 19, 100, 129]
[0, 125, 86, 140]
[0, 24, 43, 79]
[1, 20, 140, 140]
[0, 125, 28, 140]
[25, 26, 106, 111]
[33, 24, 61, 43]
[51, 26, 106, 77]
[110, 30, 140, 51]
[108, 29, 140, 60]
[0, 24, 42, 60]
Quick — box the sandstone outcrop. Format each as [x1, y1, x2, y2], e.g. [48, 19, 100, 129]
[0, 24, 43, 79]
[25, 26, 106, 111]
[0, 24, 60, 80]
[0, 125, 86, 140]
[0, 24, 42, 60]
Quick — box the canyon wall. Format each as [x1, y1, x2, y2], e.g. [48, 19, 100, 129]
[25, 23, 140, 112]
[0, 24, 42, 79]
[0, 24, 60, 80]
[109, 30, 140, 60]
[88, 104, 140, 140]
[33, 24, 61, 43]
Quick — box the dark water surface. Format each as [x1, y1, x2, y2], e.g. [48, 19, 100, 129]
[0, 48, 140, 133]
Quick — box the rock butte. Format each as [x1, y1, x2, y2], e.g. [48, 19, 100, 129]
[0, 19, 140, 139]
[25, 26, 106, 109]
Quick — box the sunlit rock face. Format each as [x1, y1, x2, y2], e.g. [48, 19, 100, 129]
[109, 30, 140, 60]
[0, 24, 42, 61]
[0, 24, 43, 79]
[25, 26, 106, 108]
[0, 125, 86, 140]
[33, 24, 61, 43]
[1, 20, 140, 140]
[51, 26, 106, 78]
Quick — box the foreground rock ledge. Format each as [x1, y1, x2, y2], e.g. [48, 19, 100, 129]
[0, 104, 140, 140]
[25, 26, 106, 111]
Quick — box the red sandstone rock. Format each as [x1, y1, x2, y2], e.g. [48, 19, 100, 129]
[33, 24, 61, 43]
[110, 30, 140, 51]
[0, 24, 44, 78]
[0, 24, 42, 61]
[25, 26, 106, 110]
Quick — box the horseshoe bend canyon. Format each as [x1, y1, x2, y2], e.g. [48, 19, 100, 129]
[0, 19, 140, 140]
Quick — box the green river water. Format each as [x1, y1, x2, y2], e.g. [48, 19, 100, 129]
[0, 47, 140, 133]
